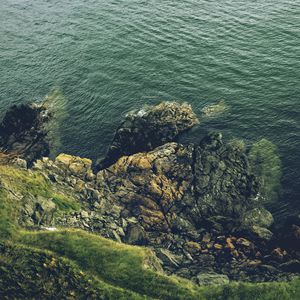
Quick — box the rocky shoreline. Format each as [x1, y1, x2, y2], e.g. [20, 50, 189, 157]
[0, 101, 299, 285]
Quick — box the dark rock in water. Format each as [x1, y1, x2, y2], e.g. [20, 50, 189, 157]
[189, 132, 260, 227]
[279, 260, 300, 273]
[275, 222, 300, 252]
[97, 102, 199, 170]
[0, 103, 50, 165]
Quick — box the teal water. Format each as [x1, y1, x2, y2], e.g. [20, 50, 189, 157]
[0, 0, 299, 217]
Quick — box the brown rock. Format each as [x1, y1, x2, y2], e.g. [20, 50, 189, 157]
[271, 248, 287, 259]
[225, 237, 235, 251]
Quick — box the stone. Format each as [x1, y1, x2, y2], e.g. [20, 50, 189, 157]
[242, 207, 274, 228]
[225, 237, 235, 251]
[97, 142, 194, 232]
[97, 102, 199, 169]
[156, 248, 182, 267]
[20, 195, 57, 226]
[197, 273, 229, 286]
[81, 211, 89, 219]
[258, 264, 279, 274]
[202, 233, 211, 243]
[251, 226, 273, 241]
[55, 153, 73, 166]
[12, 158, 27, 169]
[185, 241, 201, 252]
[171, 217, 195, 233]
[271, 248, 287, 259]
[195, 255, 215, 271]
[125, 224, 148, 245]
[69, 162, 86, 175]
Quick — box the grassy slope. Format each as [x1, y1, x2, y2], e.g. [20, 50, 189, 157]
[18, 229, 203, 300]
[0, 164, 300, 299]
[0, 242, 144, 300]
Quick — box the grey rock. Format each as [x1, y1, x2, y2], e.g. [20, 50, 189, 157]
[125, 224, 148, 245]
[156, 248, 182, 267]
[251, 225, 273, 240]
[81, 211, 89, 219]
[20, 195, 56, 226]
[197, 272, 229, 286]
[12, 158, 27, 169]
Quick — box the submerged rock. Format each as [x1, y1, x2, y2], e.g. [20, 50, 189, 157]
[201, 100, 228, 118]
[241, 207, 274, 228]
[0, 103, 50, 165]
[248, 139, 282, 203]
[97, 102, 199, 169]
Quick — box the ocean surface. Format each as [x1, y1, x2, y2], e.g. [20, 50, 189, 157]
[0, 0, 299, 218]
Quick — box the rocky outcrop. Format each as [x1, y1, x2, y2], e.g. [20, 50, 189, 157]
[97, 102, 199, 169]
[96, 132, 266, 236]
[0, 103, 50, 165]
[2, 100, 298, 285]
[97, 142, 194, 232]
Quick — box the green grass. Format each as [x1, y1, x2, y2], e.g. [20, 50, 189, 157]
[203, 279, 300, 300]
[18, 229, 300, 300]
[18, 229, 202, 300]
[0, 165, 80, 233]
[0, 242, 147, 300]
[0, 189, 18, 240]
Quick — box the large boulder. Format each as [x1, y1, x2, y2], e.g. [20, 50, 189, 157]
[189, 132, 260, 226]
[97, 102, 199, 169]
